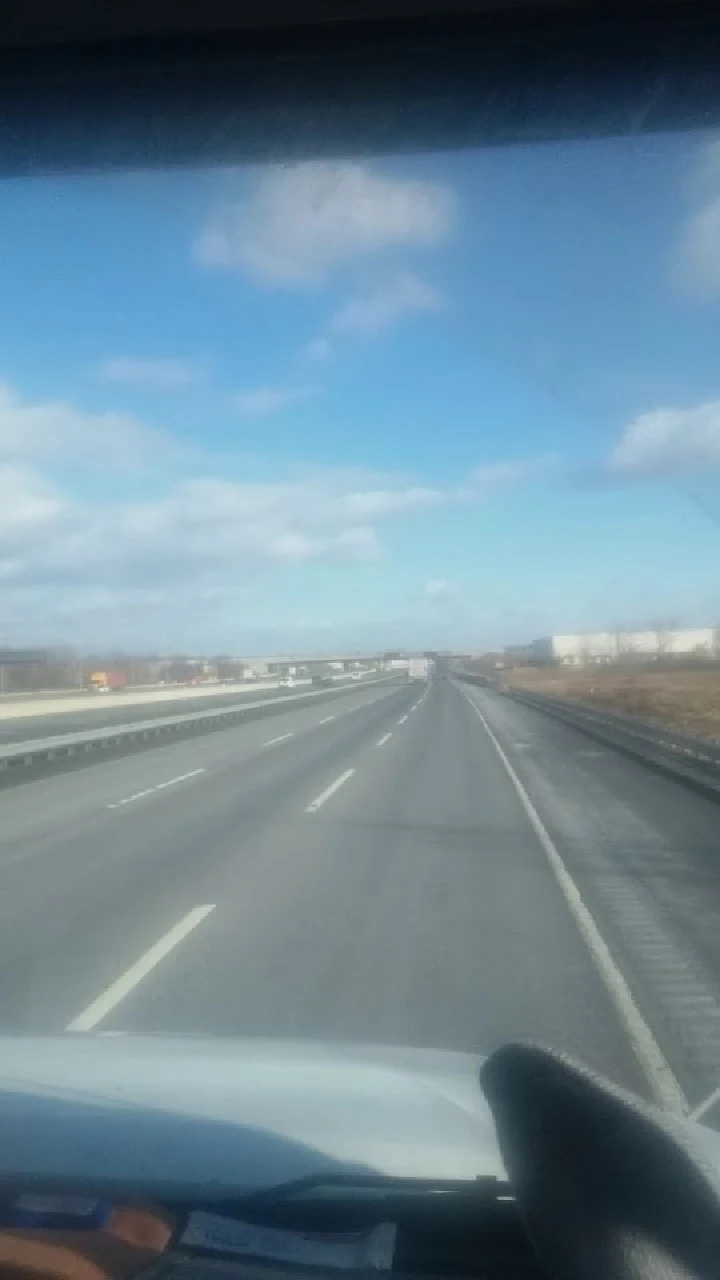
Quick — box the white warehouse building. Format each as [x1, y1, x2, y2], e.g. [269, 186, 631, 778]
[531, 628, 720, 664]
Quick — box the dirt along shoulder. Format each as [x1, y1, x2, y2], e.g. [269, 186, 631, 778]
[493, 665, 720, 745]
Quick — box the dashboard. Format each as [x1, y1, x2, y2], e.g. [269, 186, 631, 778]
[0, 1190, 544, 1280]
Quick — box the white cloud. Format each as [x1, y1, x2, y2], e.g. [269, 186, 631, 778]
[424, 579, 453, 597]
[266, 531, 315, 560]
[95, 357, 205, 389]
[303, 337, 332, 363]
[609, 400, 720, 474]
[676, 139, 720, 292]
[677, 196, 720, 293]
[329, 273, 442, 336]
[0, 380, 171, 469]
[0, 381, 544, 647]
[301, 273, 442, 364]
[335, 527, 380, 557]
[0, 470, 443, 621]
[196, 161, 455, 286]
[231, 385, 315, 416]
[124, 461, 529, 591]
[467, 460, 542, 491]
[0, 465, 63, 534]
[342, 486, 444, 518]
[692, 139, 720, 193]
[0, 455, 535, 644]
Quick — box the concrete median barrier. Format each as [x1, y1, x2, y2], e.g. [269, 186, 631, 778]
[0, 676, 399, 777]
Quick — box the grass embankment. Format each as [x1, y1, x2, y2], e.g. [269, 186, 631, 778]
[499, 666, 720, 744]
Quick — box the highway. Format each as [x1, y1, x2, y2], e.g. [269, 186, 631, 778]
[1, 674, 720, 1120]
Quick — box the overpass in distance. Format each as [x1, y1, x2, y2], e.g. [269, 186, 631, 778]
[245, 651, 458, 674]
[246, 650, 455, 664]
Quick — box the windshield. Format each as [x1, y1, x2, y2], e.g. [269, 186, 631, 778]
[1, 117, 719, 1140]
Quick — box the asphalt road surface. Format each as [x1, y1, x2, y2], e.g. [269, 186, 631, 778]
[1, 676, 720, 1120]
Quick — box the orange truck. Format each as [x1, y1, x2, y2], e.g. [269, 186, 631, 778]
[89, 670, 128, 693]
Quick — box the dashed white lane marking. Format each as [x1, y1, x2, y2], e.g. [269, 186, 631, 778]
[305, 768, 355, 813]
[375, 732, 392, 748]
[262, 732, 295, 747]
[460, 688, 687, 1115]
[318, 715, 336, 724]
[107, 768, 206, 809]
[398, 715, 409, 725]
[67, 905, 215, 1031]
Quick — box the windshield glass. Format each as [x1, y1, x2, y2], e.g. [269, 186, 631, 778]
[1, 121, 719, 1138]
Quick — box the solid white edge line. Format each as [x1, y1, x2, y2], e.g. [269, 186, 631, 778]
[459, 685, 687, 1115]
[690, 1085, 720, 1121]
[107, 768, 206, 809]
[305, 768, 355, 813]
[375, 732, 392, 748]
[262, 732, 295, 747]
[66, 904, 216, 1031]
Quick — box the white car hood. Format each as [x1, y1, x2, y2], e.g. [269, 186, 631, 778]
[0, 1036, 505, 1195]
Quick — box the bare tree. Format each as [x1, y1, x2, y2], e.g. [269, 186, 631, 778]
[648, 618, 678, 658]
[577, 639, 593, 666]
[614, 627, 634, 660]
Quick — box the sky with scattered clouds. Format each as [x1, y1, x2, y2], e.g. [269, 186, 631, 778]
[1, 133, 719, 655]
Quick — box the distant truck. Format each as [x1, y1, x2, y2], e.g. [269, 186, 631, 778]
[164, 661, 205, 685]
[311, 673, 334, 688]
[408, 657, 431, 682]
[216, 661, 246, 684]
[89, 670, 127, 693]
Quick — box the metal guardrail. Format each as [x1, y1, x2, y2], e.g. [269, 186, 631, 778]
[0, 676, 398, 773]
[452, 668, 720, 799]
[506, 687, 720, 797]
[452, 669, 494, 687]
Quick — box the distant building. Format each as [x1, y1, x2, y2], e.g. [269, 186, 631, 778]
[531, 628, 720, 665]
[503, 644, 534, 660]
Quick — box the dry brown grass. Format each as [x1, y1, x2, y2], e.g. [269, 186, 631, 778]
[500, 666, 720, 743]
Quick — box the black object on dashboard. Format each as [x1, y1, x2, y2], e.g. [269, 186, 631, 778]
[482, 1044, 720, 1280]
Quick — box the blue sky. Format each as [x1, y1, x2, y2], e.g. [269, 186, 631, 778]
[0, 131, 719, 654]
